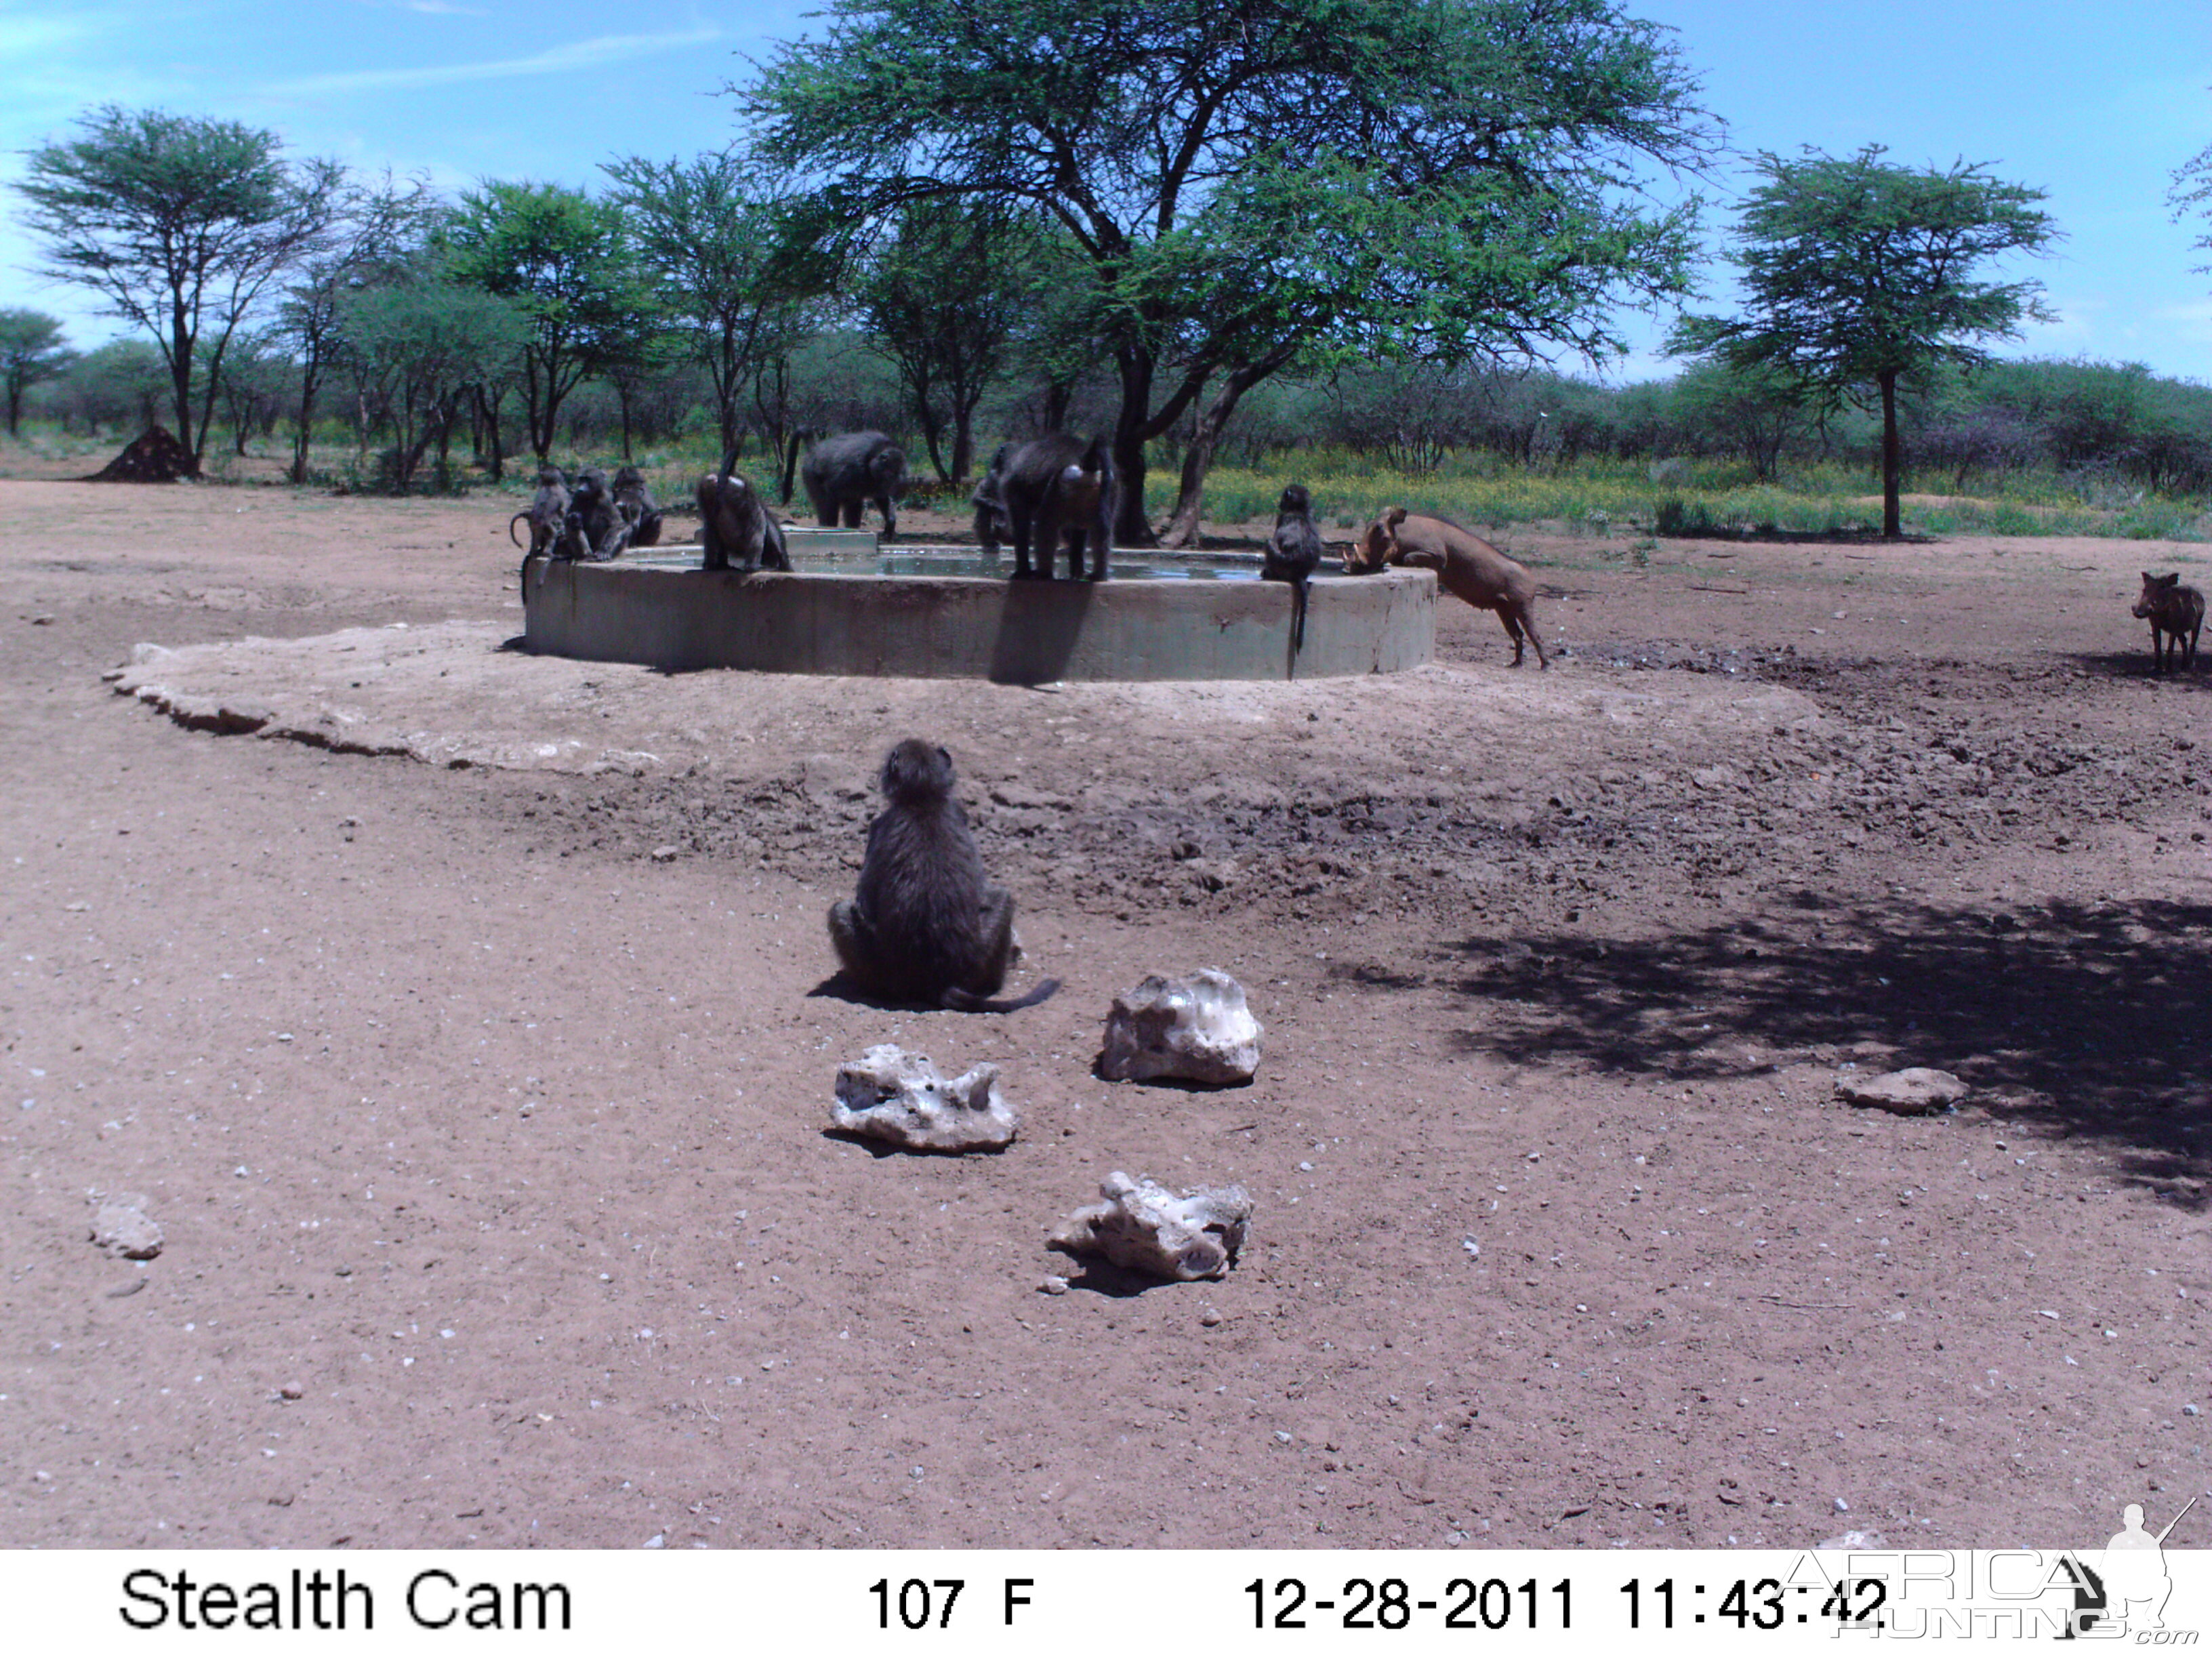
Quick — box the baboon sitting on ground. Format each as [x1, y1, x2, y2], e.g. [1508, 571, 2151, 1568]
[827, 740, 1059, 1012]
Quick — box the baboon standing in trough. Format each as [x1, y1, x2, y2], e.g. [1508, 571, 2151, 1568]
[1000, 434, 1118, 580]
[971, 443, 1015, 554]
[695, 448, 791, 572]
[827, 739, 1059, 1012]
[1264, 483, 1326, 662]
[611, 464, 663, 548]
[802, 430, 905, 536]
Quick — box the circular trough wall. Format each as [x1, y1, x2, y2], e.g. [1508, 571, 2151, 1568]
[520, 558, 1434, 682]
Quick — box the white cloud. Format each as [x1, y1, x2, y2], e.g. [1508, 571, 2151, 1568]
[264, 26, 720, 97]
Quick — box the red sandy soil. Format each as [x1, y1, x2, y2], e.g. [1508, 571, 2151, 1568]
[2, 472, 2209, 1551]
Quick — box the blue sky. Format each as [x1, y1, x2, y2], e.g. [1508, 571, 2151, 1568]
[3, 0, 2209, 384]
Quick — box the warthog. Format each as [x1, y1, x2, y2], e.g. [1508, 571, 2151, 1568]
[2133, 571, 2204, 672]
[1347, 506, 1549, 668]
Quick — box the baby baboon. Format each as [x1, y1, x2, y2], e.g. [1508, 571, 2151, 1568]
[802, 430, 905, 536]
[510, 464, 570, 593]
[559, 466, 634, 563]
[827, 739, 1060, 1012]
[610, 464, 663, 548]
[695, 448, 791, 572]
[1263, 483, 1325, 661]
[1000, 434, 1118, 580]
[2134, 571, 2205, 672]
[970, 443, 1015, 553]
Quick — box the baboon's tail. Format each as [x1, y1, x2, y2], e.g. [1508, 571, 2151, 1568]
[943, 977, 1061, 1014]
[508, 512, 530, 549]
[1291, 576, 1309, 658]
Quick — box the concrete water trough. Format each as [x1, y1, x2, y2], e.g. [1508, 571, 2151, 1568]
[520, 534, 1435, 682]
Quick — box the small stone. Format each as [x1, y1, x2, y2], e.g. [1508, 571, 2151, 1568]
[2186, 1404, 2200, 1416]
[278, 1383, 304, 1401]
[642, 1534, 664, 1549]
[1051, 1170, 1251, 1282]
[1199, 1307, 1223, 1327]
[650, 845, 678, 863]
[1038, 1275, 1069, 1296]
[1099, 968, 1262, 1086]
[1837, 1067, 1967, 1115]
[1274, 1431, 1293, 1443]
[1834, 1497, 1849, 1513]
[831, 1044, 1018, 1153]
[1820, 1529, 1888, 1550]
[89, 1192, 163, 1261]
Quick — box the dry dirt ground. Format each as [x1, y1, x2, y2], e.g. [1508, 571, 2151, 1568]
[3, 471, 2209, 1553]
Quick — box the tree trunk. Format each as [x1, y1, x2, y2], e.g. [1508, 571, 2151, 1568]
[1111, 354, 1156, 546]
[1879, 369, 1901, 541]
[1158, 361, 1273, 549]
[6, 384, 21, 437]
[950, 407, 974, 487]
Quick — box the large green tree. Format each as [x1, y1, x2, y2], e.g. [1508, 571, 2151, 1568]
[16, 105, 341, 471]
[1669, 145, 2058, 539]
[343, 271, 529, 491]
[439, 182, 648, 462]
[602, 152, 836, 464]
[746, 0, 1716, 545]
[857, 199, 1039, 483]
[0, 310, 73, 436]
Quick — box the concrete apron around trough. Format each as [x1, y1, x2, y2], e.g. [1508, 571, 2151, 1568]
[520, 555, 1436, 682]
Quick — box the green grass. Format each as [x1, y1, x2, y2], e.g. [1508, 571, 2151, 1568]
[1166, 452, 2212, 541]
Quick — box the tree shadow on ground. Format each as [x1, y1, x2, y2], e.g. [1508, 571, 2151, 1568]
[1439, 893, 2211, 1203]
[2064, 649, 2209, 687]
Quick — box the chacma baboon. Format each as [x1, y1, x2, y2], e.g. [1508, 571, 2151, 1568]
[695, 449, 791, 572]
[827, 739, 1060, 1012]
[556, 466, 634, 564]
[1350, 506, 1549, 668]
[1000, 434, 1118, 581]
[610, 464, 663, 548]
[510, 464, 570, 593]
[1263, 483, 1325, 661]
[971, 443, 1015, 553]
[802, 430, 905, 537]
[2134, 571, 2205, 672]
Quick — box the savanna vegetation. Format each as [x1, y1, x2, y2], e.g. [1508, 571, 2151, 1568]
[7, 0, 2212, 544]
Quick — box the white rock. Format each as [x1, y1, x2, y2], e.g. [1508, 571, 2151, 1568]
[1052, 1171, 1252, 1281]
[831, 1044, 1018, 1152]
[1836, 1067, 1968, 1115]
[1099, 968, 1262, 1085]
[89, 1191, 163, 1261]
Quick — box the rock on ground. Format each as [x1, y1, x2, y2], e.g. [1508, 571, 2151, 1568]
[1051, 1171, 1252, 1281]
[1099, 968, 1262, 1085]
[1837, 1067, 1969, 1115]
[831, 1044, 1019, 1152]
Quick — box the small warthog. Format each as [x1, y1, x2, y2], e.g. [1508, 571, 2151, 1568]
[2133, 571, 2204, 672]
[1347, 506, 1549, 668]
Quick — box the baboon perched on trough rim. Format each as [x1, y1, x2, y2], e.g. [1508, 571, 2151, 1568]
[828, 739, 1060, 1012]
[695, 448, 791, 572]
[802, 430, 905, 536]
[610, 464, 663, 548]
[2134, 571, 2205, 672]
[998, 434, 1118, 580]
[1264, 483, 1326, 663]
[556, 466, 634, 564]
[510, 464, 570, 594]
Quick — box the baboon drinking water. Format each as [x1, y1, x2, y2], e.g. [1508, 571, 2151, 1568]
[610, 464, 663, 548]
[695, 449, 790, 572]
[1264, 483, 1325, 661]
[801, 430, 905, 537]
[827, 740, 1059, 1012]
[971, 443, 1015, 554]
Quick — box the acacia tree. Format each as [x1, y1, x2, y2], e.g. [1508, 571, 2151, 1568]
[342, 271, 529, 491]
[747, 0, 1715, 544]
[1668, 145, 2058, 539]
[602, 152, 836, 463]
[0, 310, 73, 436]
[440, 183, 648, 461]
[275, 173, 430, 483]
[856, 199, 1038, 482]
[17, 105, 341, 471]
